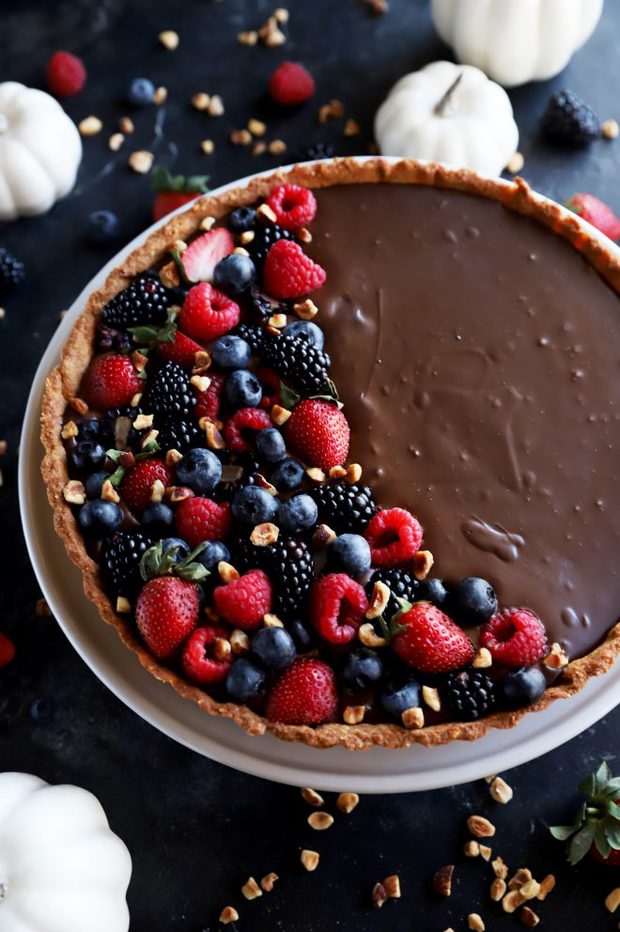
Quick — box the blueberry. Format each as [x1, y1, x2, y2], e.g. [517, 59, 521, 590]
[77, 500, 123, 536]
[195, 540, 230, 571]
[271, 457, 305, 491]
[416, 578, 448, 608]
[85, 471, 109, 498]
[342, 648, 383, 689]
[232, 485, 279, 524]
[252, 627, 296, 671]
[70, 440, 106, 474]
[175, 447, 222, 494]
[256, 427, 286, 463]
[160, 537, 190, 563]
[501, 667, 546, 708]
[77, 417, 102, 441]
[226, 657, 266, 702]
[378, 675, 421, 722]
[284, 320, 324, 350]
[30, 697, 57, 727]
[128, 77, 155, 105]
[87, 210, 120, 244]
[142, 502, 175, 533]
[278, 494, 318, 533]
[287, 618, 313, 652]
[211, 334, 252, 369]
[229, 207, 257, 232]
[448, 577, 498, 626]
[327, 533, 371, 577]
[225, 369, 262, 408]
[213, 254, 256, 295]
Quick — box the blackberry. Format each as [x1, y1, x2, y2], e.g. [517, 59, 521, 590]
[541, 90, 600, 146]
[366, 567, 418, 621]
[248, 224, 295, 269]
[156, 416, 202, 451]
[101, 271, 171, 330]
[295, 142, 335, 163]
[233, 322, 266, 355]
[312, 482, 376, 534]
[444, 668, 496, 722]
[263, 331, 330, 395]
[0, 247, 25, 289]
[235, 536, 314, 618]
[101, 405, 145, 451]
[100, 530, 152, 598]
[96, 324, 133, 354]
[145, 361, 195, 418]
[246, 285, 289, 322]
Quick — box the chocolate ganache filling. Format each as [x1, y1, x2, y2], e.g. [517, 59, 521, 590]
[307, 183, 620, 658]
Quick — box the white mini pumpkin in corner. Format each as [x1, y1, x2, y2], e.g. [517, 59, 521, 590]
[375, 61, 519, 176]
[0, 82, 82, 221]
[431, 0, 604, 88]
[0, 772, 131, 932]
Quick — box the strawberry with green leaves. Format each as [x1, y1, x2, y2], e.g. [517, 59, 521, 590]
[152, 165, 210, 222]
[550, 761, 620, 865]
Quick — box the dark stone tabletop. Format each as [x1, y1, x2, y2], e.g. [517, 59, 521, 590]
[1, 1, 619, 929]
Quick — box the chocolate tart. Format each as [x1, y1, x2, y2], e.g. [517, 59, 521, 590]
[40, 158, 620, 750]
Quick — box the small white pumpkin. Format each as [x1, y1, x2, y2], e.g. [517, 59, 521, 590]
[431, 0, 603, 87]
[375, 61, 519, 176]
[0, 772, 132, 932]
[0, 82, 82, 221]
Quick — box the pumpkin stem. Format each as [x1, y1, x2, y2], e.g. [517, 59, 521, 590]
[435, 72, 463, 117]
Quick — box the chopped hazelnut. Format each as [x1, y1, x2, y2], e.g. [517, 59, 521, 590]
[101, 479, 120, 503]
[473, 647, 493, 669]
[241, 876, 262, 900]
[491, 878, 507, 901]
[271, 404, 291, 425]
[248, 118, 267, 136]
[358, 622, 387, 648]
[201, 139, 215, 155]
[165, 449, 183, 468]
[268, 139, 287, 155]
[63, 480, 86, 505]
[61, 421, 78, 440]
[371, 882, 387, 909]
[153, 86, 167, 105]
[602, 118, 619, 140]
[257, 203, 278, 224]
[479, 845, 492, 861]
[263, 613, 284, 628]
[35, 599, 51, 617]
[422, 685, 441, 712]
[238, 30, 258, 45]
[119, 116, 135, 134]
[260, 872, 279, 892]
[343, 704, 366, 724]
[605, 887, 620, 913]
[336, 792, 359, 814]
[509, 868, 532, 890]
[544, 642, 569, 669]
[294, 298, 318, 320]
[252, 140, 267, 157]
[306, 466, 326, 483]
[300, 849, 319, 871]
[346, 463, 362, 483]
[520, 880, 540, 900]
[250, 522, 279, 546]
[502, 890, 526, 913]
[492, 856, 508, 880]
[159, 29, 179, 50]
[344, 118, 360, 137]
[192, 92, 211, 111]
[412, 549, 434, 580]
[208, 95, 225, 117]
[108, 132, 125, 151]
[383, 875, 401, 898]
[468, 914, 485, 932]
[432, 864, 454, 897]
[467, 815, 495, 838]
[489, 775, 513, 804]
[230, 128, 252, 146]
[218, 561, 240, 583]
[219, 906, 239, 924]
[301, 787, 324, 807]
[199, 217, 216, 232]
[307, 811, 334, 831]
[297, 227, 312, 244]
[329, 465, 348, 480]
[69, 397, 88, 415]
[116, 596, 131, 614]
[401, 706, 424, 729]
[129, 150, 154, 174]
[230, 629, 251, 655]
[520, 906, 540, 927]
[133, 413, 154, 430]
[464, 840, 480, 857]
[506, 151, 525, 174]
[312, 524, 337, 550]
[365, 580, 390, 619]
[536, 874, 555, 900]
[78, 115, 103, 136]
[213, 638, 231, 662]
[318, 99, 345, 124]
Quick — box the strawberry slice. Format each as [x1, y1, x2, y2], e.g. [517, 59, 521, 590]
[181, 228, 234, 283]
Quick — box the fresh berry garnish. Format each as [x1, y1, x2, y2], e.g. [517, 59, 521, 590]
[85, 471, 109, 498]
[226, 657, 266, 702]
[271, 457, 305, 491]
[233, 322, 266, 355]
[391, 602, 475, 673]
[541, 89, 600, 146]
[550, 761, 620, 866]
[229, 207, 257, 232]
[178, 282, 241, 341]
[100, 530, 153, 598]
[265, 658, 338, 725]
[77, 500, 123, 536]
[248, 225, 295, 270]
[120, 458, 171, 513]
[0, 632, 15, 668]
[256, 426, 286, 463]
[213, 254, 256, 295]
[152, 166, 210, 222]
[252, 626, 296, 672]
[268, 62, 315, 106]
[312, 482, 376, 534]
[101, 272, 171, 330]
[295, 141, 335, 162]
[135, 576, 199, 660]
[142, 502, 175, 534]
[364, 507, 423, 568]
[82, 353, 143, 410]
[175, 497, 232, 548]
[225, 370, 263, 408]
[310, 573, 368, 645]
[96, 325, 132, 354]
[175, 448, 222, 495]
[46, 50, 86, 97]
[87, 210, 120, 244]
[263, 240, 326, 299]
[194, 540, 230, 572]
[265, 184, 317, 230]
[69, 440, 106, 474]
[257, 367, 281, 410]
[285, 399, 350, 470]
[417, 577, 448, 608]
[157, 330, 203, 368]
[566, 193, 620, 241]
[263, 330, 330, 395]
[0, 248, 25, 290]
[447, 577, 498, 627]
[181, 228, 234, 284]
[195, 371, 225, 422]
[444, 668, 496, 721]
[278, 492, 318, 533]
[284, 319, 324, 349]
[326, 533, 371, 578]
[128, 77, 155, 105]
[342, 648, 383, 689]
[231, 486, 279, 525]
[182, 625, 233, 684]
[366, 567, 418, 621]
[146, 360, 195, 418]
[211, 335, 252, 370]
[213, 568, 272, 630]
[378, 675, 421, 722]
[157, 417, 202, 452]
[236, 535, 314, 618]
[225, 407, 271, 452]
[480, 608, 547, 667]
[501, 666, 546, 708]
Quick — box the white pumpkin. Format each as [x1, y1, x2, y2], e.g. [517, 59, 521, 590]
[0, 772, 132, 932]
[431, 0, 603, 87]
[0, 82, 82, 221]
[375, 61, 519, 176]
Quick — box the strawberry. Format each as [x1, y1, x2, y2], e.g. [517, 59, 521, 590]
[265, 658, 338, 725]
[120, 459, 171, 513]
[266, 184, 317, 231]
[213, 569, 272, 630]
[0, 632, 15, 667]
[135, 576, 199, 660]
[152, 165, 209, 222]
[566, 193, 620, 240]
[391, 601, 475, 673]
[195, 371, 225, 422]
[310, 573, 368, 644]
[178, 283, 241, 342]
[263, 240, 326, 299]
[480, 608, 547, 667]
[285, 399, 350, 470]
[158, 330, 203, 367]
[181, 228, 234, 283]
[175, 497, 232, 548]
[82, 353, 143, 410]
[550, 761, 620, 866]
[182, 625, 233, 684]
[364, 508, 423, 567]
[267, 62, 315, 106]
[46, 50, 86, 97]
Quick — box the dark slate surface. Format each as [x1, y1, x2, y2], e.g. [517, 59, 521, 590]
[1, 1, 619, 929]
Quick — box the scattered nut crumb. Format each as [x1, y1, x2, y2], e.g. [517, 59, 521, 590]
[318, 99, 345, 124]
[520, 879, 540, 900]
[490, 775, 513, 804]
[464, 840, 480, 857]
[308, 811, 334, 831]
[78, 115, 103, 136]
[503, 890, 526, 913]
[344, 118, 360, 137]
[208, 95, 225, 117]
[601, 118, 619, 140]
[101, 479, 120, 503]
[35, 598, 51, 616]
[468, 914, 485, 932]
[248, 118, 267, 136]
[336, 792, 359, 814]
[252, 140, 267, 157]
[432, 864, 454, 897]
[63, 480, 86, 505]
[129, 150, 154, 173]
[479, 845, 492, 861]
[492, 856, 508, 880]
[298, 227, 312, 243]
[271, 404, 291, 426]
[605, 887, 620, 913]
[312, 524, 337, 550]
[213, 638, 231, 662]
[238, 30, 258, 45]
[293, 298, 318, 320]
[263, 613, 284, 628]
[119, 116, 134, 134]
[153, 86, 167, 105]
[520, 905, 540, 927]
[536, 874, 555, 901]
[467, 815, 495, 838]
[230, 629, 250, 655]
[201, 139, 215, 155]
[506, 151, 525, 174]
[363, 0, 389, 13]
[383, 875, 401, 898]
[250, 522, 279, 546]
[305, 466, 326, 483]
[61, 421, 78, 440]
[544, 642, 569, 669]
[219, 906, 239, 924]
[0, 440, 7, 455]
[274, 7, 289, 23]
[345, 463, 362, 483]
[159, 29, 179, 50]
[412, 549, 434, 580]
[257, 202, 277, 224]
[371, 882, 387, 909]
[268, 139, 287, 155]
[301, 787, 324, 807]
[260, 872, 279, 892]
[509, 868, 532, 891]
[241, 876, 262, 900]
[358, 622, 387, 648]
[301, 849, 319, 871]
[491, 878, 507, 901]
[108, 132, 125, 151]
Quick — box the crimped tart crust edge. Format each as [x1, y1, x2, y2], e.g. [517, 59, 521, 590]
[40, 157, 620, 751]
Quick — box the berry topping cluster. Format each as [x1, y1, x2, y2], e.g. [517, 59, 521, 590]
[61, 182, 556, 735]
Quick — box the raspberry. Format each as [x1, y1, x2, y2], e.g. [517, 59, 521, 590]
[265, 184, 317, 231]
[119, 459, 171, 513]
[480, 608, 548, 667]
[364, 508, 423, 567]
[213, 569, 272, 630]
[0, 632, 16, 668]
[263, 240, 326, 300]
[46, 50, 86, 97]
[178, 282, 241, 342]
[182, 625, 233, 684]
[195, 371, 225, 422]
[310, 573, 368, 645]
[82, 353, 143, 410]
[248, 226, 295, 270]
[268, 62, 315, 106]
[266, 658, 337, 724]
[391, 602, 475, 673]
[175, 497, 232, 547]
[225, 408, 271, 452]
[285, 399, 350, 470]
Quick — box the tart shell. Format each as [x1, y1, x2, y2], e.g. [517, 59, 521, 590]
[40, 158, 620, 751]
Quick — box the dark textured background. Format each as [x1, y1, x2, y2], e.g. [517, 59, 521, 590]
[1, 1, 619, 929]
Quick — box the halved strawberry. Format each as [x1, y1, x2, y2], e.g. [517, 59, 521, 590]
[181, 228, 234, 283]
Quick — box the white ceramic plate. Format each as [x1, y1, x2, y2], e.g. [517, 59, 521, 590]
[19, 159, 620, 793]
